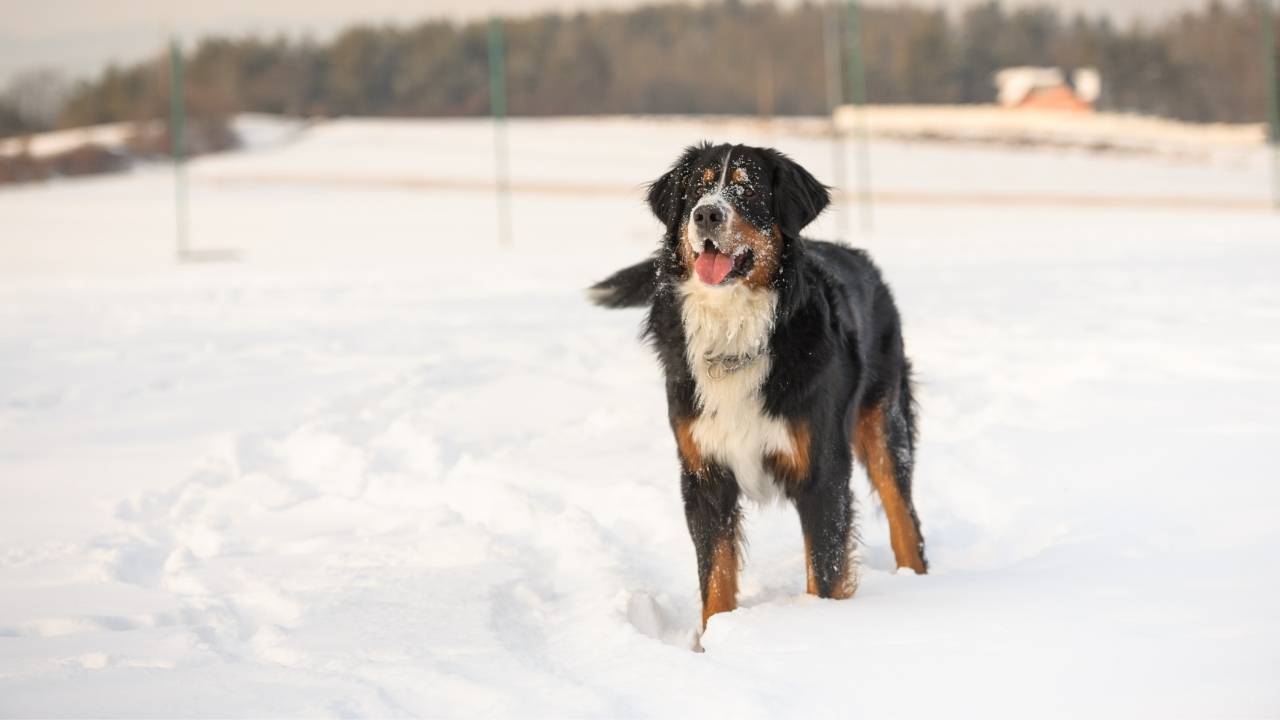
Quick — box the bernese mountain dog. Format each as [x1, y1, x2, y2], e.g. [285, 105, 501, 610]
[590, 142, 926, 630]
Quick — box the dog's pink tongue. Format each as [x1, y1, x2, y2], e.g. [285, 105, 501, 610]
[694, 249, 734, 285]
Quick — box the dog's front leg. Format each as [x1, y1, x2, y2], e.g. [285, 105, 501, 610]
[795, 453, 858, 600]
[680, 465, 742, 629]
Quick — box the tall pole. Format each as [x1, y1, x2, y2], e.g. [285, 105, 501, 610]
[1262, 0, 1280, 210]
[488, 18, 512, 246]
[844, 0, 874, 234]
[169, 38, 189, 259]
[823, 3, 848, 240]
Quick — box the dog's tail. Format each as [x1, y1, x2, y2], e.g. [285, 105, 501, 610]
[587, 256, 658, 309]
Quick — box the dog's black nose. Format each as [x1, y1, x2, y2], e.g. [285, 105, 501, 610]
[692, 204, 725, 233]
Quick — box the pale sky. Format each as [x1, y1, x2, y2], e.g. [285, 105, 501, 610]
[0, 0, 1219, 86]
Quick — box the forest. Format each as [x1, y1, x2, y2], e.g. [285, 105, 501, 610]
[1, 0, 1276, 140]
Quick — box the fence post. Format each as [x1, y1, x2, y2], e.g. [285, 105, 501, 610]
[170, 38, 189, 259]
[488, 18, 512, 246]
[1262, 0, 1280, 210]
[843, 0, 873, 234]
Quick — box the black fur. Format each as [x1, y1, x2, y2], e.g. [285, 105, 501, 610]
[590, 143, 926, 625]
[588, 255, 658, 308]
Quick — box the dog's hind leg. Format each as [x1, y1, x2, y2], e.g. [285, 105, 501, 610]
[853, 384, 927, 574]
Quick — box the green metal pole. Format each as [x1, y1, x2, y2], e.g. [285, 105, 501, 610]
[488, 18, 512, 246]
[170, 38, 189, 258]
[844, 0, 873, 234]
[1262, 0, 1280, 210]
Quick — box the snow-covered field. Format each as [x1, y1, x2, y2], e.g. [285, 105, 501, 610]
[2, 116, 1279, 717]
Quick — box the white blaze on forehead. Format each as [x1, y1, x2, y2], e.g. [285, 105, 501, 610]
[686, 146, 738, 255]
[717, 146, 733, 190]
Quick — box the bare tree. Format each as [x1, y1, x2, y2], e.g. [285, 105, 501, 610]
[3, 68, 69, 130]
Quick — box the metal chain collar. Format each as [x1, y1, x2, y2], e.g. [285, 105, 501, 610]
[704, 347, 765, 379]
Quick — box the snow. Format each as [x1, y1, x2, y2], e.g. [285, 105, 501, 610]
[833, 105, 1266, 157]
[2, 116, 1279, 717]
[0, 121, 139, 158]
[0, 114, 306, 158]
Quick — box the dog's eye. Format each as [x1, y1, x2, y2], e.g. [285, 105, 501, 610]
[742, 187, 756, 198]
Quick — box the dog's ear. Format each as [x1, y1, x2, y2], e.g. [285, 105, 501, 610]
[647, 142, 708, 229]
[770, 151, 831, 233]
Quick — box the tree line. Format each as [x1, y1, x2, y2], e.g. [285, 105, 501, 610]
[2, 0, 1277, 140]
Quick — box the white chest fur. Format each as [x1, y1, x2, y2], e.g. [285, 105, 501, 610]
[679, 277, 793, 504]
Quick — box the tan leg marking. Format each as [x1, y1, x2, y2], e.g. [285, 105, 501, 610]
[827, 553, 858, 599]
[702, 536, 739, 628]
[803, 528, 856, 599]
[854, 406, 927, 574]
[803, 535, 819, 595]
[674, 417, 703, 475]
[767, 419, 811, 492]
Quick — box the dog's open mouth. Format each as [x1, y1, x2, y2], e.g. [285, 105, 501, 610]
[694, 240, 754, 285]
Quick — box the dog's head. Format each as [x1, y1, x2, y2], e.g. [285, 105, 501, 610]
[647, 142, 829, 288]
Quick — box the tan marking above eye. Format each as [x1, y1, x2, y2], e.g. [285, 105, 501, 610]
[702, 167, 716, 183]
[732, 167, 749, 183]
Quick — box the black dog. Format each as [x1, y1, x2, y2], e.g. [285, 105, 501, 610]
[591, 142, 926, 628]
